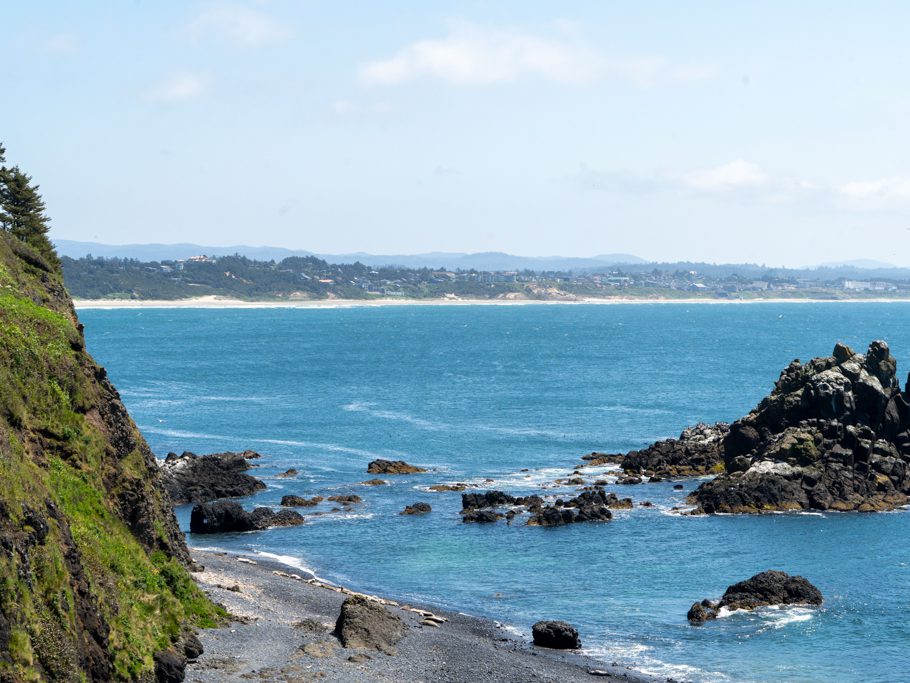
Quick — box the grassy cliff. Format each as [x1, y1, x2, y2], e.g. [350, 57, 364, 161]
[0, 233, 224, 682]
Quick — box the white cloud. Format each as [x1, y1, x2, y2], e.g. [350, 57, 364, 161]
[359, 23, 713, 87]
[144, 71, 207, 103]
[188, 3, 288, 47]
[682, 159, 769, 191]
[839, 177, 910, 204]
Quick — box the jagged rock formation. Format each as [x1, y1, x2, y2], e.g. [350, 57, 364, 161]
[620, 423, 729, 478]
[692, 341, 910, 513]
[688, 571, 823, 623]
[0, 232, 223, 681]
[160, 450, 266, 504]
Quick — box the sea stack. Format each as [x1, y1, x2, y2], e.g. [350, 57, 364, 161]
[692, 341, 910, 513]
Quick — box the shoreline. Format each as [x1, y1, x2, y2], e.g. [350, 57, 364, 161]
[73, 294, 910, 309]
[187, 548, 650, 682]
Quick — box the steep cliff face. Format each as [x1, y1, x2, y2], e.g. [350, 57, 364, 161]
[0, 233, 222, 682]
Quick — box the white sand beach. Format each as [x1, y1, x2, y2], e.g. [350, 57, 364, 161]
[72, 295, 910, 309]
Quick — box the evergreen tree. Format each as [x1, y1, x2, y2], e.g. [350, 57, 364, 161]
[0, 163, 59, 268]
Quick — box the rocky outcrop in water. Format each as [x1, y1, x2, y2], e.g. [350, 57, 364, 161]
[189, 501, 304, 533]
[692, 341, 910, 513]
[401, 502, 432, 515]
[620, 423, 729, 479]
[160, 450, 266, 504]
[367, 459, 427, 474]
[459, 489, 619, 526]
[531, 621, 581, 649]
[688, 570, 823, 623]
[334, 595, 405, 655]
[528, 490, 614, 527]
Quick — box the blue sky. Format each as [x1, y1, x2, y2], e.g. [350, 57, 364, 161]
[3, 1, 909, 265]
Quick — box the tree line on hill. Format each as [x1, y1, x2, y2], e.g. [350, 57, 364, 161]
[60, 253, 534, 300]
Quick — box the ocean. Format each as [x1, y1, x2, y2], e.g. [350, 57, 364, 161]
[79, 302, 910, 683]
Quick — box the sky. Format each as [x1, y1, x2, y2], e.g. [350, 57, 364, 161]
[2, 1, 910, 266]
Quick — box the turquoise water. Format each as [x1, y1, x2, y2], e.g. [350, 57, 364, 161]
[80, 303, 910, 683]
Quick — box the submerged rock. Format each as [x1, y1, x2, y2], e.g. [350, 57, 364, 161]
[688, 570, 822, 623]
[428, 483, 471, 492]
[189, 501, 304, 533]
[327, 494, 362, 505]
[401, 502, 432, 515]
[531, 620, 581, 649]
[367, 459, 427, 475]
[160, 450, 266, 505]
[280, 495, 322, 507]
[692, 341, 910, 513]
[334, 595, 405, 654]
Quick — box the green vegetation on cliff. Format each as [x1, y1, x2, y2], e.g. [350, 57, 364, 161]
[0, 148, 224, 682]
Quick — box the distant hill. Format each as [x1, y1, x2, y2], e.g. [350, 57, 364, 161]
[818, 259, 898, 269]
[53, 240, 646, 271]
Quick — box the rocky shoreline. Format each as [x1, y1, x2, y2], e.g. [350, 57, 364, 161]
[186, 550, 649, 683]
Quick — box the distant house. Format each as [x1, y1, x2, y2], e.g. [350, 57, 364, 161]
[843, 280, 890, 291]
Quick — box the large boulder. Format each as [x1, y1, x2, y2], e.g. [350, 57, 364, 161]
[334, 595, 405, 654]
[366, 459, 427, 475]
[189, 501, 304, 534]
[153, 649, 186, 683]
[688, 571, 822, 623]
[690, 341, 910, 513]
[160, 451, 266, 504]
[531, 621, 581, 649]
